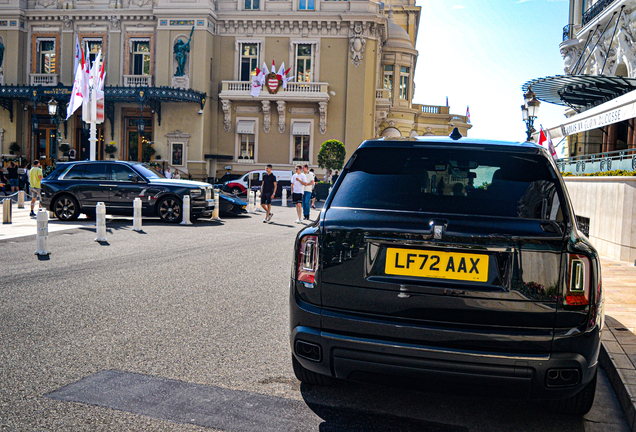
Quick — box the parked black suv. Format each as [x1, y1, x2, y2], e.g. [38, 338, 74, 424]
[290, 133, 603, 415]
[41, 161, 215, 223]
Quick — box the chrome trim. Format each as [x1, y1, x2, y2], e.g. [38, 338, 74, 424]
[321, 331, 551, 361]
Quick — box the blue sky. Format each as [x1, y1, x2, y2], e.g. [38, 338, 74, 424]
[413, 0, 569, 147]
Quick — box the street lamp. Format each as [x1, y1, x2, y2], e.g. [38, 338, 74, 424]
[521, 87, 541, 141]
[48, 98, 62, 161]
[47, 98, 58, 116]
[137, 117, 145, 133]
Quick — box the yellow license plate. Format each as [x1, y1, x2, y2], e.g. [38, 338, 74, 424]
[385, 248, 489, 282]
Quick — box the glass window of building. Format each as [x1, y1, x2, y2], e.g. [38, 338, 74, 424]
[244, 0, 259, 9]
[239, 134, 255, 160]
[132, 41, 150, 75]
[383, 65, 393, 93]
[294, 136, 310, 161]
[296, 44, 313, 82]
[399, 66, 410, 100]
[84, 39, 103, 68]
[240, 43, 259, 82]
[37, 40, 56, 74]
[298, 0, 314, 11]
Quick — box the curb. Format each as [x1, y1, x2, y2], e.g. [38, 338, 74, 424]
[600, 316, 636, 431]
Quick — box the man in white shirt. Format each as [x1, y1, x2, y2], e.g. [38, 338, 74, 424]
[164, 168, 172, 179]
[302, 164, 315, 220]
[291, 165, 307, 224]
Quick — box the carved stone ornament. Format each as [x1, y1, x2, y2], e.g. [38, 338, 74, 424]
[276, 100, 286, 134]
[561, 46, 582, 74]
[222, 100, 232, 133]
[375, 110, 388, 137]
[110, 16, 121, 31]
[318, 101, 328, 135]
[62, 16, 73, 31]
[129, 0, 153, 7]
[262, 101, 271, 134]
[36, 0, 58, 8]
[349, 24, 366, 67]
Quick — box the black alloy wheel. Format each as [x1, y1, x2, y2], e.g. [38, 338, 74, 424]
[53, 195, 80, 221]
[157, 196, 182, 223]
[231, 186, 242, 195]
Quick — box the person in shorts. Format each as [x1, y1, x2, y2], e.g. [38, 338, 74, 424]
[7, 161, 19, 194]
[291, 165, 307, 224]
[29, 160, 43, 217]
[261, 164, 277, 223]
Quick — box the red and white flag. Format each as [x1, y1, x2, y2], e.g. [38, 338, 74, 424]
[466, 106, 471, 124]
[538, 127, 558, 160]
[66, 61, 84, 120]
[74, 35, 81, 78]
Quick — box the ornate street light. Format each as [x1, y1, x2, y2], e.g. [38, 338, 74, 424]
[32, 113, 39, 131]
[48, 98, 62, 160]
[137, 117, 145, 133]
[47, 98, 58, 116]
[521, 87, 541, 141]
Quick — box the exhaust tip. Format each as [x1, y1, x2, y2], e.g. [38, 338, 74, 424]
[295, 340, 322, 362]
[546, 368, 581, 388]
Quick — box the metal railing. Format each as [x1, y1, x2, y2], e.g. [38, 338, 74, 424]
[582, 0, 618, 26]
[563, 23, 574, 41]
[557, 147, 636, 174]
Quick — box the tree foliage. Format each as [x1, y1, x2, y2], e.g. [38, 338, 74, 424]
[317, 140, 346, 171]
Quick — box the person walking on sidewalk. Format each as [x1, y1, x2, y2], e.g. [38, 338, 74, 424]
[261, 164, 277, 223]
[302, 165, 315, 220]
[7, 161, 19, 194]
[29, 160, 43, 217]
[291, 165, 307, 224]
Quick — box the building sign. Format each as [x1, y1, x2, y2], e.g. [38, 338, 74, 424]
[562, 108, 622, 136]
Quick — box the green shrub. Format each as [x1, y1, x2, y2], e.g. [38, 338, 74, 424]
[317, 140, 346, 171]
[561, 169, 636, 177]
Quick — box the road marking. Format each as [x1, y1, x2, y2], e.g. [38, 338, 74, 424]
[45, 370, 466, 432]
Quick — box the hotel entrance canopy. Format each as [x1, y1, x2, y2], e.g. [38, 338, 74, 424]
[522, 74, 636, 139]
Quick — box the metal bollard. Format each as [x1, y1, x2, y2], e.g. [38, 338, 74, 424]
[212, 191, 221, 221]
[281, 188, 287, 207]
[180, 195, 192, 225]
[2, 198, 12, 224]
[133, 197, 142, 231]
[256, 190, 263, 212]
[35, 209, 50, 255]
[17, 191, 25, 209]
[247, 191, 255, 213]
[95, 202, 107, 242]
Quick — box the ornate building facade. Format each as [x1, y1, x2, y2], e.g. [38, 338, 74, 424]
[0, 0, 471, 179]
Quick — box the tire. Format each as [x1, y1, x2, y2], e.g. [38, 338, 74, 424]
[292, 355, 336, 386]
[53, 195, 80, 221]
[231, 186, 242, 195]
[549, 370, 597, 416]
[157, 196, 182, 223]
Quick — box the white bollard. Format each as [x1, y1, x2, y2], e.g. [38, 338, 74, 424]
[133, 197, 142, 231]
[3, 198, 12, 224]
[35, 209, 50, 255]
[180, 195, 192, 225]
[17, 191, 25, 209]
[211, 191, 221, 221]
[247, 190, 255, 213]
[95, 202, 107, 242]
[281, 188, 287, 207]
[48, 211, 56, 219]
[256, 190, 262, 212]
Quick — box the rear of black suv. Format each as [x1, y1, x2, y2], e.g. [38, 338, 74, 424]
[290, 136, 604, 415]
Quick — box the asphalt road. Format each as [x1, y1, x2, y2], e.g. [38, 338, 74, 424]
[0, 205, 630, 431]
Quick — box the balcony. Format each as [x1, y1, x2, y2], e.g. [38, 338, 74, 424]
[582, 0, 618, 26]
[124, 75, 153, 87]
[29, 74, 59, 86]
[418, 104, 450, 115]
[219, 80, 329, 102]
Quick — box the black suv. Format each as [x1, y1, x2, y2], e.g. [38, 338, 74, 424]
[41, 161, 215, 223]
[290, 133, 603, 415]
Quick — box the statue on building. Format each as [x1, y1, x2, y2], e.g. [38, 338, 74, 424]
[174, 26, 194, 77]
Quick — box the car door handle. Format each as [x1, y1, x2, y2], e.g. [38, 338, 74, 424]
[99, 184, 118, 187]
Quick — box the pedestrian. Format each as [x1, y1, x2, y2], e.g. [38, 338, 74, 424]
[29, 160, 43, 217]
[310, 168, 317, 209]
[164, 168, 172, 179]
[261, 164, 277, 223]
[324, 169, 332, 184]
[173, 170, 181, 179]
[0, 167, 8, 195]
[332, 170, 339, 183]
[291, 165, 307, 224]
[7, 161, 19, 194]
[301, 165, 315, 220]
[23, 163, 31, 196]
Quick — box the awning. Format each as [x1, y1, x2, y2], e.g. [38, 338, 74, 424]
[236, 120, 255, 134]
[546, 87, 636, 139]
[292, 122, 311, 136]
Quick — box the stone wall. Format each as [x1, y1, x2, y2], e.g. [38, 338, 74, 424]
[564, 177, 636, 263]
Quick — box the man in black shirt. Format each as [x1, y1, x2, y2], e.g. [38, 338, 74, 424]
[261, 164, 277, 223]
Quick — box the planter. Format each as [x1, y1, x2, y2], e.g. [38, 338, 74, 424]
[315, 183, 331, 201]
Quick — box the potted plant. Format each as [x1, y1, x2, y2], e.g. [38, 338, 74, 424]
[58, 143, 70, 161]
[105, 144, 117, 159]
[9, 142, 21, 156]
[316, 139, 346, 201]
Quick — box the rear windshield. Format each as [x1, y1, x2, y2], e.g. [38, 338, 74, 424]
[330, 147, 566, 221]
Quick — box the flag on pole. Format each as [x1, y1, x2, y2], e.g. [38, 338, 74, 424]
[446, 96, 448, 107]
[88, 50, 101, 123]
[466, 106, 471, 124]
[96, 56, 106, 124]
[66, 61, 84, 120]
[81, 45, 91, 123]
[250, 66, 263, 97]
[74, 35, 81, 78]
[538, 127, 558, 160]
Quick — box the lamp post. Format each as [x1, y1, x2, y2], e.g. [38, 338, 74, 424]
[521, 87, 541, 142]
[48, 98, 61, 161]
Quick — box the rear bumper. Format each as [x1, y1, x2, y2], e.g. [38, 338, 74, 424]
[290, 291, 600, 400]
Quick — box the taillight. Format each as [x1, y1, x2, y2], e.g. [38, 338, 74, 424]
[565, 254, 590, 307]
[298, 235, 318, 284]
